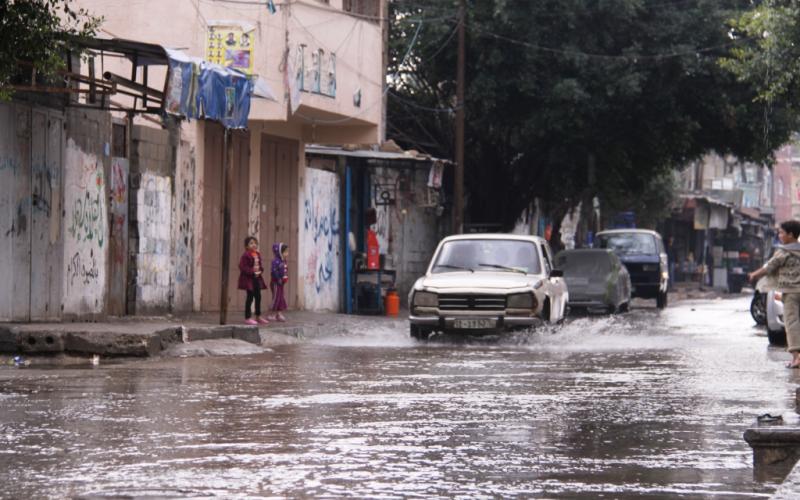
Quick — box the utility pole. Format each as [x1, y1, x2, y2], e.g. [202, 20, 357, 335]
[453, 0, 465, 234]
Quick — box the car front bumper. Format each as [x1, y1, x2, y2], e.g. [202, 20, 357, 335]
[409, 314, 542, 330]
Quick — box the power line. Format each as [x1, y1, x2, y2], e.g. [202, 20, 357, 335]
[389, 90, 458, 113]
[472, 26, 747, 62]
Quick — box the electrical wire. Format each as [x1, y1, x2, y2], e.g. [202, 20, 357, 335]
[389, 90, 458, 113]
[207, 0, 456, 24]
[472, 25, 748, 62]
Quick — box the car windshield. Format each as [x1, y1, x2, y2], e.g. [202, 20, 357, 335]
[597, 233, 656, 255]
[432, 239, 541, 274]
[555, 251, 611, 278]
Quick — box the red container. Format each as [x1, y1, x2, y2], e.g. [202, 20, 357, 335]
[367, 229, 379, 270]
[385, 290, 400, 317]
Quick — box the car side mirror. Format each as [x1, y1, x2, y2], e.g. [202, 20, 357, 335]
[550, 269, 564, 278]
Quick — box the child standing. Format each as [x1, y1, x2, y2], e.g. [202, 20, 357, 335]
[237, 236, 268, 325]
[269, 242, 289, 322]
[749, 220, 800, 368]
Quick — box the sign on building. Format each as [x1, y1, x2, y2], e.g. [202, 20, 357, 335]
[206, 22, 255, 75]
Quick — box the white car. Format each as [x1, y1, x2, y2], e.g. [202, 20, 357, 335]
[408, 234, 569, 340]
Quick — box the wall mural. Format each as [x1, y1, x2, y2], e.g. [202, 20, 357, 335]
[63, 139, 108, 315]
[302, 168, 340, 311]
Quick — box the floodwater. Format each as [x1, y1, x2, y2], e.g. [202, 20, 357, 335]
[0, 297, 797, 499]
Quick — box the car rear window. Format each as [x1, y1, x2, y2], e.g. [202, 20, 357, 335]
[432, 239, 541, 274]
[597, 233, 656, 255]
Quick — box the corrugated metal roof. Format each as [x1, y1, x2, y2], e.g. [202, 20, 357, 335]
[305, 144, 448, 163]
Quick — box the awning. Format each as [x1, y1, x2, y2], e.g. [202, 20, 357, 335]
[305, 144, 450, 163]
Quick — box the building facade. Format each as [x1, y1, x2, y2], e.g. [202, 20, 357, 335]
[79, 0, 385, 315]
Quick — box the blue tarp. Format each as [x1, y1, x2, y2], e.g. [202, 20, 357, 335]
[165, 48, 253, 129]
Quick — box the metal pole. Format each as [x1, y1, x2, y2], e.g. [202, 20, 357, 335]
[454, 0, 466, 234]
[220, 128, 233, 324]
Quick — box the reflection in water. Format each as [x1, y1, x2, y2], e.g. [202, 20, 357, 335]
[0, 298, 790, 498]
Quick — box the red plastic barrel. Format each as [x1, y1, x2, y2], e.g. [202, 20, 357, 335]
[385, 290, 400, 316]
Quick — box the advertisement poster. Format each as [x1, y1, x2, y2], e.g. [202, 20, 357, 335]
[206, 23, 254, 75]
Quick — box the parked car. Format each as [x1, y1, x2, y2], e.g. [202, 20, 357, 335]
[595, 229, 669, 309]
[554, 248, 631, 314]
[758, 276, 788, 346]
[407, 234, 569, 340]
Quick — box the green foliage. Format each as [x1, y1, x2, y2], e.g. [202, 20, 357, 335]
[722, 1, 800, 103]
[0, 0, 102, 100]
[388, 0, 797, 228]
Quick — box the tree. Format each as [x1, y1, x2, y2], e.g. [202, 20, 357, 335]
[0, 0, 101, 100]
[388, 0, 798, 229]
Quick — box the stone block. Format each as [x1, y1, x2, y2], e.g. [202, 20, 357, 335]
[64, 331, 161, 357]
[0, 326, 20, 353]
[184, 326, 232, 342]
[231, 326, 261, 345]
[744, 427, 800, 482]
[154, 327, 183, 350]
[18, 330, 66, 354]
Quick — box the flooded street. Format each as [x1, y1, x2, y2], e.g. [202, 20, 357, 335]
[1, 296, 798, 498]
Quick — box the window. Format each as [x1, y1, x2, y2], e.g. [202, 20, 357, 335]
[112, 123, 127, 158]
[343, 0, 380, 23]
[432, 239, 542, 275]
[597, 233, 657, 255]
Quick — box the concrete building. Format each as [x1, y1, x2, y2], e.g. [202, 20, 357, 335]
[773, 142, 800, 223]
[667, 153, 775, 290]
[0, 1, 390, 321]
[78, 0, 385, 315]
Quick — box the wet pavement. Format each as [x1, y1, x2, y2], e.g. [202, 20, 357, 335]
[0, 296, 797, 498]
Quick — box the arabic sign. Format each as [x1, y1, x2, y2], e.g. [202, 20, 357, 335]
[206, 24, 254, 75]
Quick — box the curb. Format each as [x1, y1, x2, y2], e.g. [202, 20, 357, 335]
[0, 322, 268, 358]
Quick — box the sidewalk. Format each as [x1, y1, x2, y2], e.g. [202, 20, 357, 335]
[0, 310, 401, 362]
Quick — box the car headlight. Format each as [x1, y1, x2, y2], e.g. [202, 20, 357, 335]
[413, 291, 438, 307]
[507, 293, 534, 309]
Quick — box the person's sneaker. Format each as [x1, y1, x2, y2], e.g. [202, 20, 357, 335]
[257, 317, 270, 325]
[276, 313, 286, 322]
[244, 318, 258, 325]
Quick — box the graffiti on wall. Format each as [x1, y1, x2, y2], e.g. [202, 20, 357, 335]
[137, 173, 172, 306]
[67, 164, 105, 248]
[302, 168, 340, 310]
[31, 162, 59, 218]
[63, 139, 107, 314]
[172, 143, 195, 312]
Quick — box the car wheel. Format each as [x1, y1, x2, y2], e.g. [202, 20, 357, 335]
[768, 328, 787, 346]
[619, 301, 630, 313]
[410, 324, 430, 341]
[750, 293, 767, 326]
[656, 291, 668, 309]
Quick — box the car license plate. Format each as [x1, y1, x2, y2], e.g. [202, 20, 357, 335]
[454, 318, 495, 329]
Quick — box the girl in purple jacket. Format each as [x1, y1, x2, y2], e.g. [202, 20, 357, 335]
[237, 236, 268, 325]
[269, 242, 289, 321]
